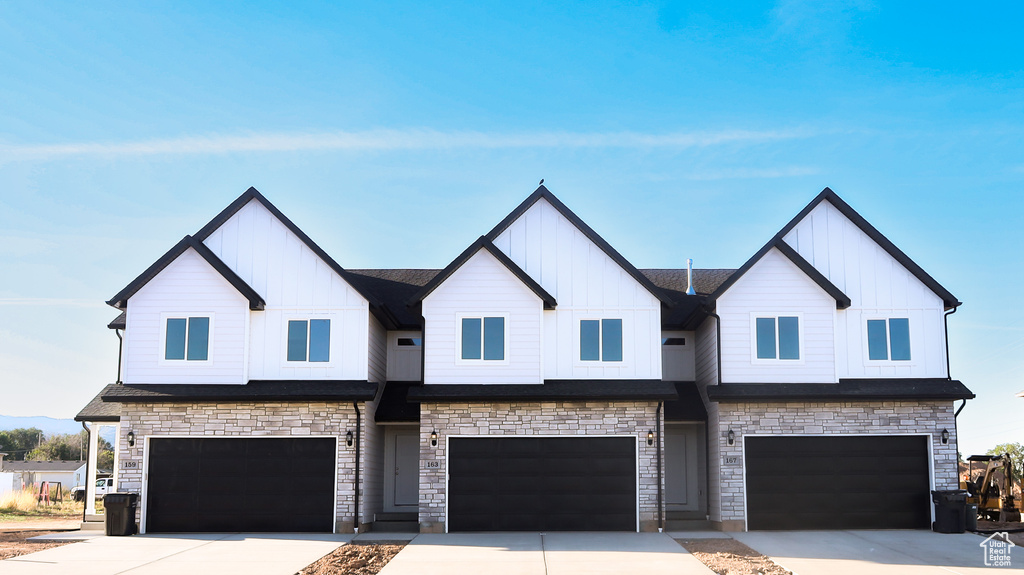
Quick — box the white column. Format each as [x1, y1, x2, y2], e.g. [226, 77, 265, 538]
[85, 422, 99, 515]
[111, 423, 121, 490]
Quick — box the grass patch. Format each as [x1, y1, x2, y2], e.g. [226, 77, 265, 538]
[0, 491, 85, 518]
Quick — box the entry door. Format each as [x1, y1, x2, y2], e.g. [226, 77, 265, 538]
[385, 427, 419, 512]
[665, 424, 703, 512]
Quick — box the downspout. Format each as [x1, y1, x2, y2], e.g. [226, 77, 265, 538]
[81, 422, 90, 523]
[943, 305, 958, 380]
[656, 401, 663, 532]
[704, 306, 723, 386]
[352, 402, 361, 534]
[945, 304, 965, 472]
[115, 329, 124, 384]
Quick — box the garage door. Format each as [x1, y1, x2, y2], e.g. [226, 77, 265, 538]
[448, 437, 636, 531]
[146, 437, 336, 533]
[745, 435, 930, 530]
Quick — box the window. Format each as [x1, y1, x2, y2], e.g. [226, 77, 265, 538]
[461, 317, 504, 361]
[662, 337, 686, 346]
[397, 337, 422, 347]
[165, 317, 209, 361]
[580, 319, 623, 362]
[867, 318, 911, 361]
[287, 319, 331, 362]
[755, 316, 800, 360]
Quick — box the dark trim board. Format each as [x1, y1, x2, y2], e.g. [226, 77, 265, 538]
[447, 436, 637, 531]
[708, 379, 974, 402]
[101, 381, 379, 402]
[744, 435, 931, 530]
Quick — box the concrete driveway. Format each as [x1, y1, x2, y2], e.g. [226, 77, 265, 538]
[377, 532, 715, 575]
[733, 530, 1024, 574]
[1, 532, 351, 575]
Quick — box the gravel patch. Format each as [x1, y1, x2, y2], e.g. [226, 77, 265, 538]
[299, 541, 406, 575]
[677, 538, 792, 575]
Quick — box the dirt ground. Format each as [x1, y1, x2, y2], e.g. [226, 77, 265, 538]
[677, 538, 792, 575]
[977, 520, 1024, 546]
[299, 542, 406, 575]
[0, 531, 77, 561]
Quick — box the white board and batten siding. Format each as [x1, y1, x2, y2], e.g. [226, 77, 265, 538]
[783, 200, 948, 378]
[422, 250, 544, 385]
[202, 198, 370, 381]
[122, 249, 250, 384]
[491, 197, 662, 380]
[716, 248, 837, 384]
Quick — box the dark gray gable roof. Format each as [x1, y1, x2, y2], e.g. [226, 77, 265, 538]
[75, 385, 122, 422]
[707, 198, 856, 309]
[193, 187, 383, 309]
[707, 378, 974, 401]
[1, 460, 84, 472]
[106, 235, 265, 310]
[715, 187, 957, 310]
[407, 380, 679, 402]
[108, 312, 126, 330]
[641, 269, 736, 329]
[101, 380, 378, 402]
[346, 269, 438, 330]
[407, 236, 557, 309]
[485, 185, 674, 306]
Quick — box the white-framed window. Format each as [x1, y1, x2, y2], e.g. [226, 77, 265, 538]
[580, 318, 623, 362]
[751, 314, 801, 361]
[456, 313, 508, 363]
[866, 318, 911, 362]
[161, 315, 213, 362]
[287, 319, 331, 362]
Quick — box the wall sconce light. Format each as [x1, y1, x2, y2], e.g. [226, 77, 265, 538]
[647, 430, 655, 446]
[941, 429, 949, 445]
[430, 430, 438, 447]
[727, 429, 735, 446]
[346, 431, 354, 447]
[126, 431, 136, 448]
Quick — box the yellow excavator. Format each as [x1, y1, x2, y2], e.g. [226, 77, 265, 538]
[963, 454, 1022, 522]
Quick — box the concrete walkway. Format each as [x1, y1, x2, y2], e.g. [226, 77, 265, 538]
[1, 532, 351, 575]
[377, 532, 715, 575]
[733, 530, 1024, 574]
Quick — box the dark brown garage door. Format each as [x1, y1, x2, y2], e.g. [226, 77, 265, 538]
[745, 435, 930, 530]
[448, 437, 636, 531]
[146, 437, 336, 533]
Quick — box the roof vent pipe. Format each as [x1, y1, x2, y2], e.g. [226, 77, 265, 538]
[686, 259, 696, 296]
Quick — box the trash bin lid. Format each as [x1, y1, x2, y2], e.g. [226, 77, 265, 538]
[103, 492, 137, 504]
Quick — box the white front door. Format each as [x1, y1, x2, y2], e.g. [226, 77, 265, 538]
[384, 426, 419, 512]
[665, 424, 704, 513]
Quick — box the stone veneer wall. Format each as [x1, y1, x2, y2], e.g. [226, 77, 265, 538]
[117, 402, 360, 533]
[418, 401, 660, 533]
[714, 400, 958, 530]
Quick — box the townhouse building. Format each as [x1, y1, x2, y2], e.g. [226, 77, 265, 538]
[76, 185, 973, 533]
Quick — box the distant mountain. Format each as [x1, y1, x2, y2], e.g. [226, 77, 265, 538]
[0, 415, 85, 437]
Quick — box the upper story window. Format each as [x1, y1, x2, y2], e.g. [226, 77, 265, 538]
[581, 319, 623, 362]
[755, 315, 800, 360]
[397, 337, 423, 347]
[165, 317, 209, 361]
[460, 316, 505, 361]
[867, 318, 911, 361]
[288, 319, 331, 362]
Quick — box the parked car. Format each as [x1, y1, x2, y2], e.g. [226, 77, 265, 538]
[71, 477, 114, 501]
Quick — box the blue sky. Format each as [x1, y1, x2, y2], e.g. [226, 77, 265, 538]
[0, 1, 1021, 456]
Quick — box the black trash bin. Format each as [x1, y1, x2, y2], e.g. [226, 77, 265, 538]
[932, 490, 967, 533]
[103, 493, 139, 536]
[965, 503, 979, 531]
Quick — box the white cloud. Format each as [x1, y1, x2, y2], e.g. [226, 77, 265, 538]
[0, 127, 816, 162]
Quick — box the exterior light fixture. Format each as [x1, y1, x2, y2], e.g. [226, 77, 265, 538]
[727, 429, 735, 446]
[647, 430, 655, 446]
[430, 430, 438, 447]
[346, 431, 354, 447]
[126, 431, 136, 448]
[941, 429, 949, 445]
